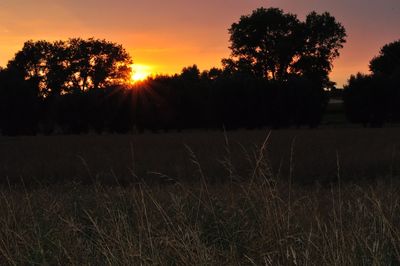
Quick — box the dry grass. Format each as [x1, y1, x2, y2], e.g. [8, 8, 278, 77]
[0, 128, 400, 264]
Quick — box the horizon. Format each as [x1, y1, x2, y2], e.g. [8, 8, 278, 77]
[1, 0, 399, 87]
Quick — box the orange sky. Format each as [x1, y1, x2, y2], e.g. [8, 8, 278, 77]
[0, 0, 399, 87]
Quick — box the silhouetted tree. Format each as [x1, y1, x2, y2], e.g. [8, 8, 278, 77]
[344, 73, 390, 127]
[344, 40, 400, 126]
[221, 7, 345, 127]
[369, 40, 400, 123]
[67, 38, 132, 91]
[225, 7, 346, 86]
[293, 11, 346, 87]
[370, 40, 400, 77]
[177, 65, 211, 128]
[225, 8, 303, 80]
[7, 40, 53, 97]
[0, 68, 40, 135]
[7, 38, 132, 97]
[181, 65, 200, 81]
[2, 25, 349, 136]
[201, 67, 223, 80]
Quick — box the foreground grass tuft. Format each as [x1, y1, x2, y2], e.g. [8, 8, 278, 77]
[0, 129, 400, 264]
[0, 178, 399, 264]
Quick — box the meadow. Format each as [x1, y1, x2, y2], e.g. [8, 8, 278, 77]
[0, 128, 400, 264]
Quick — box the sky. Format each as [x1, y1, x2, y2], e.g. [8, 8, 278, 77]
[0, 0, 399, 87]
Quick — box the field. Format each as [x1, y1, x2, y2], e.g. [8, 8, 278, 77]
[0, 128, 400, 264]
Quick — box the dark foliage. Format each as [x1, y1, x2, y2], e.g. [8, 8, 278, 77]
[0, 68, 40, 135]
[225, 8, 346, 88]
[0, 65, 330, 135]
[344, 40, 400, 126]
[0, 8, 348, 135]
[6, 38, 132, 97]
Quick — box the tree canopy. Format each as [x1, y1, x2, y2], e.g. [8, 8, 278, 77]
[224, 7, 346, 87]
[369, 40, 400, 77]
[7, 38, 132, 97]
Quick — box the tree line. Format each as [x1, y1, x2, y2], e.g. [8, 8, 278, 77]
[344, 40, 400, 127]
[0, 7, 397, 135]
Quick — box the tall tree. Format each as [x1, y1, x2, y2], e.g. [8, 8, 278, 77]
[294, 11, 347, 86]
[7, 38, 132, 97]
[226, 8, 303, 80]
[68, 38, 132, 91]
[225, 7, 346, 86]
[369, 40, 400, 77]
[7, 40, 52, 97]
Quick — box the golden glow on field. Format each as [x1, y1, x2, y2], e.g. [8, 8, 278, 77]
[131, 64, 152, 83]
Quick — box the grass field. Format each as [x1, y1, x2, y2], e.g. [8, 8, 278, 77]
[1, 128, 399, 185]
[0, 128, 400, 264]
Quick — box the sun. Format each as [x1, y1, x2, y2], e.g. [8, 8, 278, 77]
[130, 64, 152, 83]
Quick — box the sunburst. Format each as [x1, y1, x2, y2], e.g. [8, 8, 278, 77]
[130, 64, 152, 83]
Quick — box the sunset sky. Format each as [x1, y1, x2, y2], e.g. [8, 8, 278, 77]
[0, 0, 399, 87]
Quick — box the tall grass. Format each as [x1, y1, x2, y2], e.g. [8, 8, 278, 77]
[0, 130, 399, 264]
